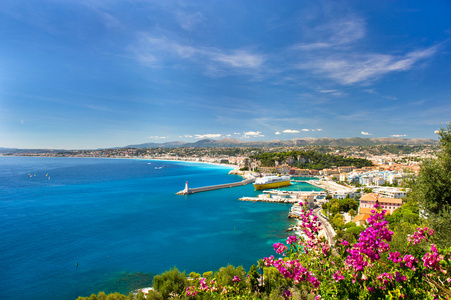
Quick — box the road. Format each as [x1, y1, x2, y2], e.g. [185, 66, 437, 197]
[313, 207, 336, 246]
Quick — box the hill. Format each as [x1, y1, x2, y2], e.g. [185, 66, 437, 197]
[123, 137, 438, 148]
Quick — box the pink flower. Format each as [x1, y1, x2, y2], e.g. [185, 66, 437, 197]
[395, 271, 407, 282]
[199, 278, 208, 290]
[422, 244, 443, 270]
[233, 275, 241, 282]
[263, 255, 275, 266]
[388, 251, 402, 263]
[287, 235, 298, 245]
[185, 286, 197, 297]
[402, 254, 418, 270]
[407, 227, 435, 245]
[332, 271, 345, 282]
[282, 290, 292, 299]
[339, 239, 350, 247]
[274, 242, 288, 255]
[376, 272, 394, 285]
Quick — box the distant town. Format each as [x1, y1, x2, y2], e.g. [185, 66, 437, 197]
[2, 144, 437, 189]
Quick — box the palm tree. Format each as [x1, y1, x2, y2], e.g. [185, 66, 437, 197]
[257, 259, 265, 287]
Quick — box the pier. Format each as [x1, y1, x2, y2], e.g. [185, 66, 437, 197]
[176, 177, 255, 195]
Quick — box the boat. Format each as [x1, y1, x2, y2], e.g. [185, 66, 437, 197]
[253, 175, 291, 190]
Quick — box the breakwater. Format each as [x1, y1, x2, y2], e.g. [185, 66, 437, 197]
[176, 177, 255, 195]
[239, 196, 299, 203]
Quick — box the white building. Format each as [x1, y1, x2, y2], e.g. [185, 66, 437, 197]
[372, 187, 407, 199]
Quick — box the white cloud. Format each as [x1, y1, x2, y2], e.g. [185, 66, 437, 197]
[361, 131, 372, 136]
[319, 89, 346, 97]
[275, 131, 281, 135]
[317, 129, 324, 131]
[183, 134, 193, 138]
[383, 96, 398, 100]
[302, 46, 437, 85]
[364, 89, 377, 94]
[195, 134, 222, 139]
[176, 11, 204, 31]
[283, 129, 300, 133]
[242, 131, 264, 138]
[212, 50, 264, 68]
[294, 17, 365, 50]
[134, 34, 264, 73]
[149, 136, 168, 139]
[301, 129, 310, 132]
[391, 134, 407, 137]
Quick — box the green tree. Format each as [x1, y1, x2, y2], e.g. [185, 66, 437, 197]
[405, 123, 451, 247]
[247, 264, 260, 291]
[346, 225, 365, 237]
[188, 272, 200, 279]
[152, 267, 188, 299]
[202, 271, 213, 279]
[332, 213, 344, 228]
[263, 266, 289, 294]
[330, 202, 340, 216]
[214, 264, 246, 289]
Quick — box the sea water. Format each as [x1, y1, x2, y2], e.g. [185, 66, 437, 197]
[0, 157, 322, 300]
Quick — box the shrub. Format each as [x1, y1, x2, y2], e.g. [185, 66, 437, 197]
[152, 267, 188, 299]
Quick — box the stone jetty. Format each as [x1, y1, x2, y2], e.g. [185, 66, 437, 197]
[176, 177, 255, 195]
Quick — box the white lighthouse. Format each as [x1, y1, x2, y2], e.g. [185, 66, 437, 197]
[183, 181, 189, 194]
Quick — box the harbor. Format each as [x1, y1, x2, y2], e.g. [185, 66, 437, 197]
[177, 173, 337, 245]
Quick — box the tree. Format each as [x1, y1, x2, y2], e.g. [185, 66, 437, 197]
[152, 267, 188, 299]
[214, 264, 246, 289]
[332, 213, 344, 228]
[202, 271, 213, 279]
[247, 264, 260, 291]
[189, 271, 200, 279]
[405, 123, 451, 247]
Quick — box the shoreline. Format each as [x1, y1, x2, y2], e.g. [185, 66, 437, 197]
[143, 157, 239, 170]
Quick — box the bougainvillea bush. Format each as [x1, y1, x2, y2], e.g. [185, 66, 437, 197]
[261, 202, 451, 299]
[184, 202, 451, 299]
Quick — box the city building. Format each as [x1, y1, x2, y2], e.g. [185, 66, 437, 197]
[359, 193, 403, 213]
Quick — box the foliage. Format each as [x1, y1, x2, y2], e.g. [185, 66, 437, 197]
[250, 150, 373, 169]
[202, 271, 213, 279]
[404, 123, 451, 248]
[345, 225, 365, 237]
[214, 264, 246, 289]
[322, 198, 358, 217]
[75, 292, 134, 300]
[152, 267, 188, 299]
[247, 264, 260, 292]
[260, 202, 451, 299]
[332, 213, 344, 228]
[188, 272, 200, 279]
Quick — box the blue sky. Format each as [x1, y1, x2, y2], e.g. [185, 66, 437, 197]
[1, 0, 450, 149]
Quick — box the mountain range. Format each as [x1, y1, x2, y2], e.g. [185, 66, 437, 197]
[0, 137, 439, 154]
[124, 137, 439, 148]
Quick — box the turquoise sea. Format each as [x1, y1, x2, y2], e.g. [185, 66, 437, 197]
[0, 157, 322, 300]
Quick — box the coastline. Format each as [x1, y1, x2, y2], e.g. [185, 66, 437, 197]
[144, 157, 239, 170]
